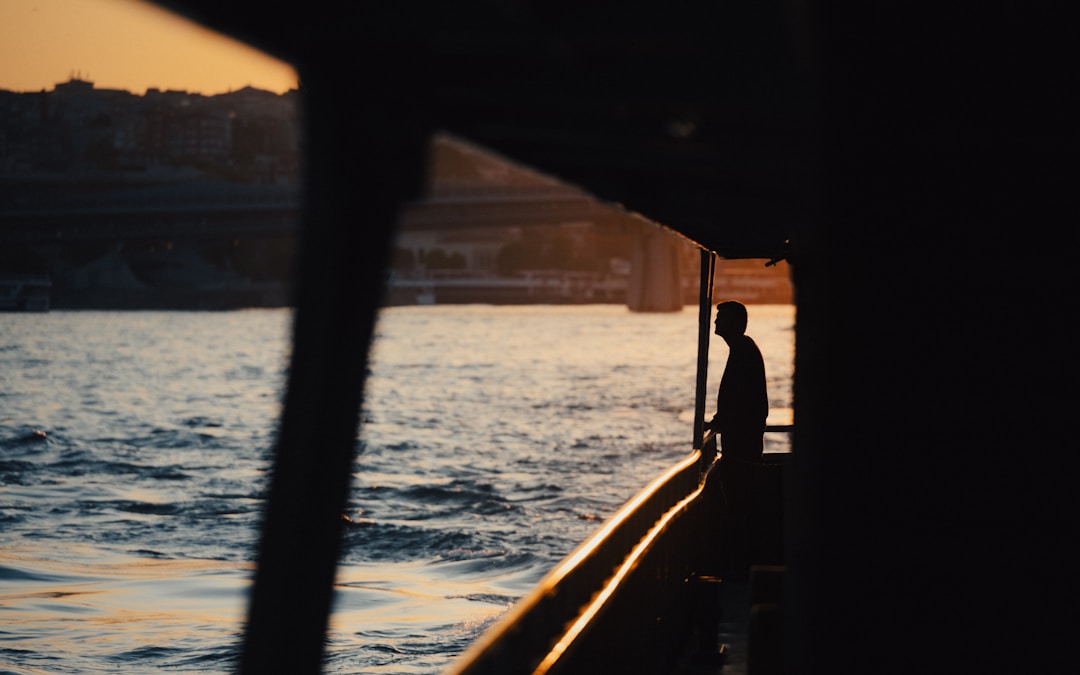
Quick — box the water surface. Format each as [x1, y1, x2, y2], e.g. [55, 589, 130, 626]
[0, 304, 794, 673]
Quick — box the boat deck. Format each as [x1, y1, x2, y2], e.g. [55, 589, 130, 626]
[670, 564, 783, 675]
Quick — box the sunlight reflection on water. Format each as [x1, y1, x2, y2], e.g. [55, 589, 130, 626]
[1, 546, 249, 672]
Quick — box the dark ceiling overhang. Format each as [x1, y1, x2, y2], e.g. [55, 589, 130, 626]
[156, 0, 813, 262]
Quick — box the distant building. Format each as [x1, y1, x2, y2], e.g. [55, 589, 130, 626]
[0, 78, 299, 182]
[168, 108, 231, 159]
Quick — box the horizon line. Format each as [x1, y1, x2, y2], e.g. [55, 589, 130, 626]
[0, 77, 299, 97]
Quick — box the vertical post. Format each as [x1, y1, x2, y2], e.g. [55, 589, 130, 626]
[693, 249, 715, 449]
[240, 56, 430, 674]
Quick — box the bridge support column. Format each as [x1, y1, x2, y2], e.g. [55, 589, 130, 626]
[627, 229, 684, 312]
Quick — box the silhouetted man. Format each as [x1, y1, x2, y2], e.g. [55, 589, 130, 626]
[708, 300, 768, 460]
[707, 301, 767, 581]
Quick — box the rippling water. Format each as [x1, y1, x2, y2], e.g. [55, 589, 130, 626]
[0, 304, 793, 673]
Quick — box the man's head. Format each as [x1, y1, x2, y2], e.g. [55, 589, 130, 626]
[714, 300, 748, 340]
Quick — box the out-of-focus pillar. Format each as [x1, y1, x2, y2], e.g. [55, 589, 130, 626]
[627, 229, 683, 312]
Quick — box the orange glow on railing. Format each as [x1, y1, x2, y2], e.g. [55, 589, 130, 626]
[446, 439, 712, 675]
[540, 450, 701, 586]
[531, 471, 708, 674]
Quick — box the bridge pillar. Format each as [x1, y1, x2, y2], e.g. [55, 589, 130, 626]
[627, 230, 684, 312]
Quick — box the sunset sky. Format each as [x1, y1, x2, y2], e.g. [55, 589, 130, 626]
[0, 0, 298, 95]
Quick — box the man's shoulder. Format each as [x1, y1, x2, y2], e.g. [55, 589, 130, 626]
[734, 335, 766, 368]
[735, 334, 762, 352]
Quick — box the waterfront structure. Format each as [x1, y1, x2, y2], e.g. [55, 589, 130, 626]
[1, 114, 790, 308]
[0, 78, 300, 180]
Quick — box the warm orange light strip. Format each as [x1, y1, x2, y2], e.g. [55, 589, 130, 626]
[542, 451, 700, 585]
[445, 447, 705, 674]
[530, 460, 709, 674]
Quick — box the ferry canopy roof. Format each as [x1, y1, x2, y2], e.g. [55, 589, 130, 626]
[159, 0, 810, 262]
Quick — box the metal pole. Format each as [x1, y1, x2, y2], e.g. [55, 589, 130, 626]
[693, 249, 715, 449]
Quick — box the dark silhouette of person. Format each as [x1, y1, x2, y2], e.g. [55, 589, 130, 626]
[707, 300, 768, 580]
[708, 300, 768, 460]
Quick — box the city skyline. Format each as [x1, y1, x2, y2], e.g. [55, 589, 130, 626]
[0, 0, 298, 96]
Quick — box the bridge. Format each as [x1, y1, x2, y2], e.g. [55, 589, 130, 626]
[0, 177, 301, 244]
[0, 170, 705, 311]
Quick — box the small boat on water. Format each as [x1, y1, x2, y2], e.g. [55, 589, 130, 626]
[160, 3, 1078, 673]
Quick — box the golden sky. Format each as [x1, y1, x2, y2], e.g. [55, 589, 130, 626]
[0, 0, 298, 95]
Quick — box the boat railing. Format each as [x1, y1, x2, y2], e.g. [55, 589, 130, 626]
[446, 429, 723, 675]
